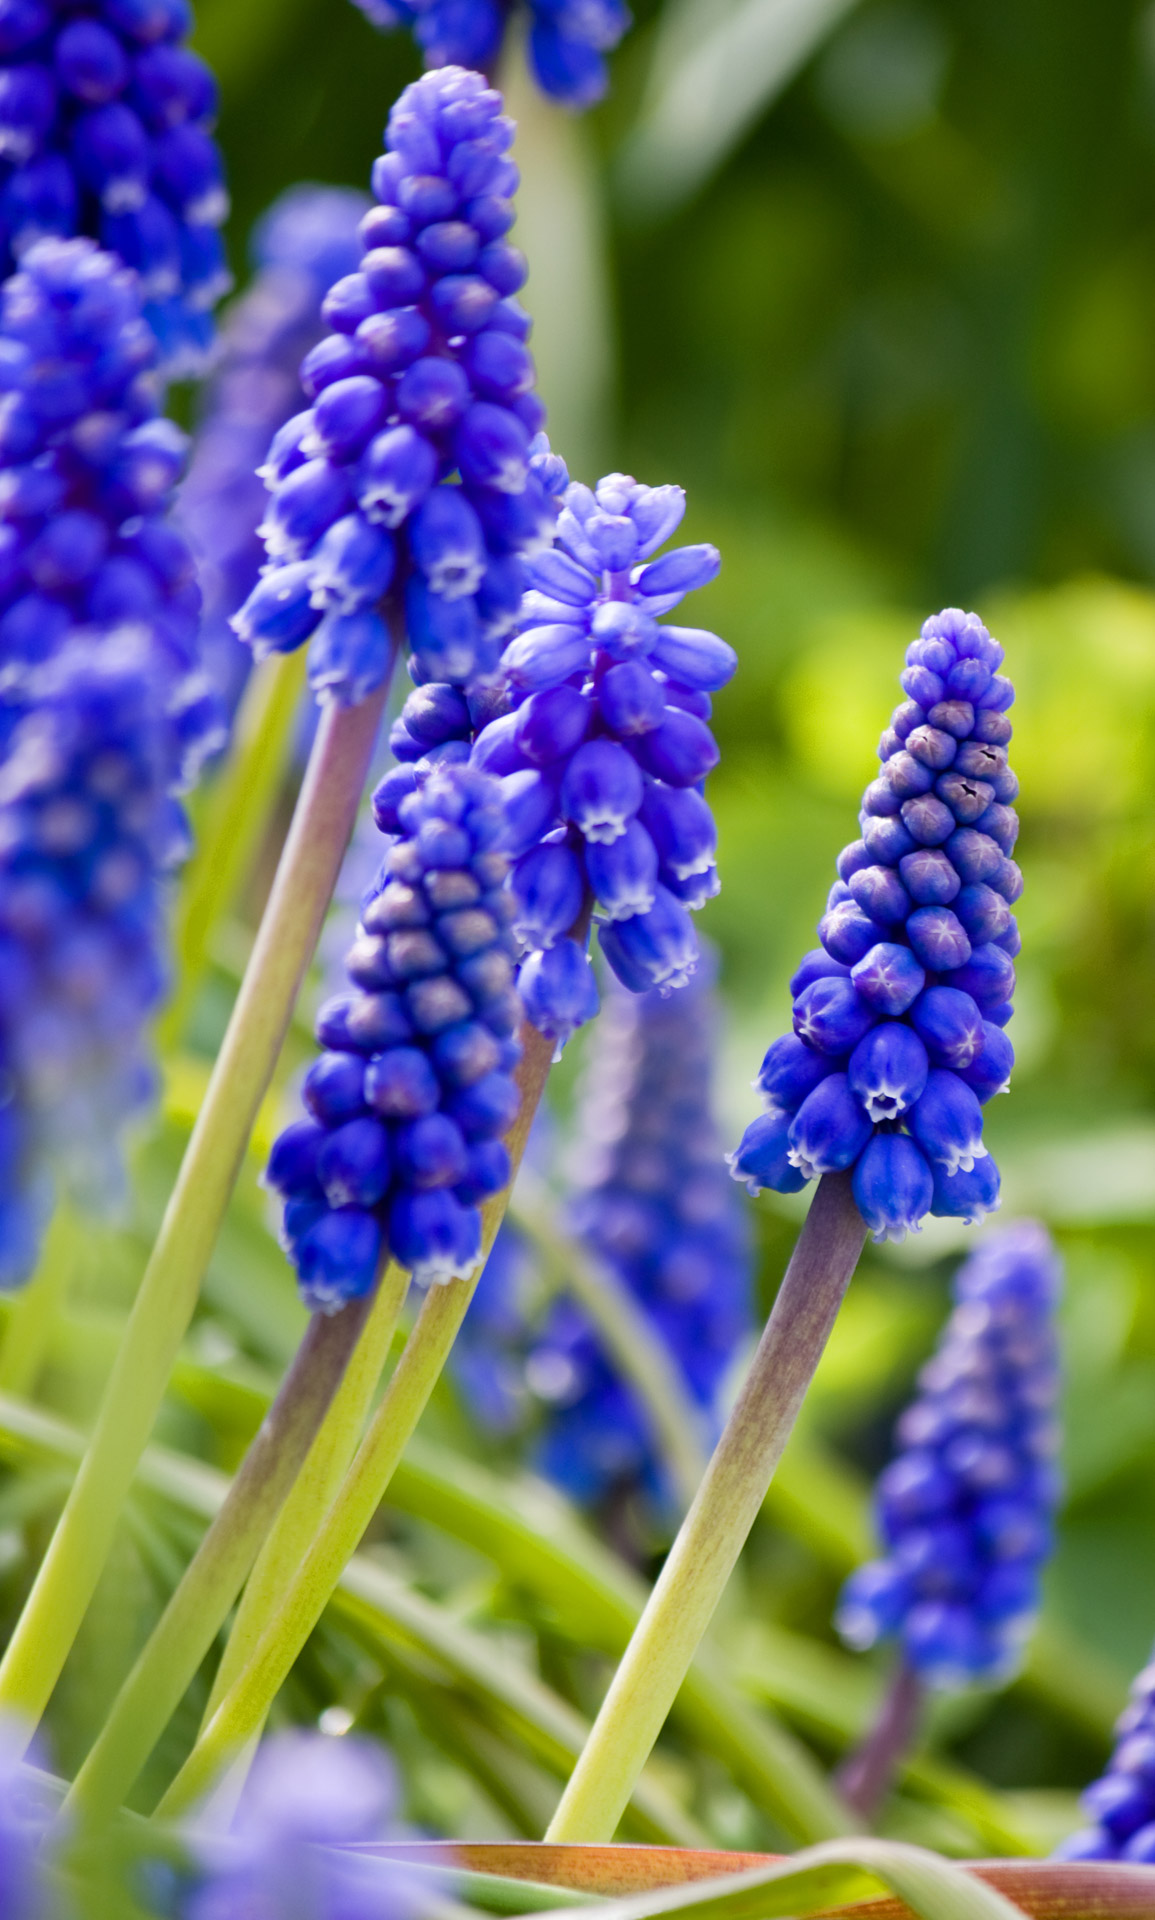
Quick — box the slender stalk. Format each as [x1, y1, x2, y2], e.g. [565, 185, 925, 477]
[201, 1262, 409, 1723]
[544, 1170, 867, 1843]
[63, 1261, 410, 1822]
[509, 1171, 708, 1512]
[0, 676, 391, 1732]
[159, 650, 308, 1052]
[0, 1205, 77, 1398]
[836, 1659, 924, 1827]
[154, 1022, 557, 1819]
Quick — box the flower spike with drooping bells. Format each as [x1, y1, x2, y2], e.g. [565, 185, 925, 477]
[0, 0, 229, 375]
[176, 183, 369, 718]
[1056, 1654, 1155, 1863]
[266, 759, 522, 1305]
[232, 65, 560, 710]
[349, 0, 632, 111]
[530, 948, 753, 1520]
[837, 1221, 1061, 1689]
[729, 606, 1019, 1241]
[463, 469, 734, 1051]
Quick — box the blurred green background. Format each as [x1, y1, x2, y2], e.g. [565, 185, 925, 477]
[4, 0, 1155, 1866]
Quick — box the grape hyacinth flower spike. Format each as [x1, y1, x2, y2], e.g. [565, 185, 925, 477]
[0, 0, 229, 374]
[349, 0, 632, 111]
[176, 183, 369, 717]
[835, 1221, 1062, 1820]
[232, 65, 560, 710]
[266, 759, 522, 1305]
[463, 468, 734, 1050]
[1055, 1649, 1155, 1863]
[730, 606, 1020, 1241]
[529, 951, 752, 1527]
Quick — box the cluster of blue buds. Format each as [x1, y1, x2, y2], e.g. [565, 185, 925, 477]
[462, 471, 733, 1051]
[836, 1222, 1061, 1690]
[1054, 1653, 1155, 1863]
[0, 0, 228, 374]
[529, 954, 752, 1513]
[730, 607, 1019, 1241]
[349, 0, 631, 111]
[176, 184, 369, 717]
[0, 631, 198, 1284]
[266, 760, 522, 1307]
[233, 66, 560, 710]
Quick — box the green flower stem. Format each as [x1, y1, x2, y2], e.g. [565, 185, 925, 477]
[159, 649, 308, 1052]
[835, 1657, 924, 1826]
[0, 1205, 77, 1399]
[63, 1260, 411, 1823]
[0, 675, 391, 1733]
[201, 1260, 410, 1724]
[509, 1170, 709, 1511]
[154, 1019, 558, 1820]
[544, 1170, 867, 1843]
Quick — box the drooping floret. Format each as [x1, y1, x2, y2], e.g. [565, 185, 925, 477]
[0, 0, 229, 374]
[729, 607, 1019, 1241]
[266, 760, 523, 1306]
[836, 1222, 1061, 1689]
[176, 183, 369, 717]
[232, 66, 559, 709]
[349, 0, 631, 111]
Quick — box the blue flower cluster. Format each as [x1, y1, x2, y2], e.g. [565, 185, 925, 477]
[466, 470, 734, 1051]
[1055, 1652, 1155, 1862]
[233, 65, 559, 710]
[176, 184, 369, 718]
[730, 607, 1019, 1241]
[0, 237, 216, 1281]
[179, 1730, 424, 1920]
[0, 1722, 52, 1920]
[529, 953, 752, 1513]
[266, 759, 522, 1307]
[349, 0, 631, 111]
[836, 1221, 1061, 1690]
[0, 0, 228, 374]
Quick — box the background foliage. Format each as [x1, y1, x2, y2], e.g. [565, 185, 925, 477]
[2, 0, 1155, 1868]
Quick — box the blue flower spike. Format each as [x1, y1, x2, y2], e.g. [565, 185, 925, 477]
[528, 949, 753, 1519]
[266, 758, 523, 1308]
[349, 0, 632, 111]
[232, 66, 560, 711]
[466, 468, 734, 1049]
[729, 607, 1019, 1241]
[0, 0, 229, 374]
[837, 1221, 1062, 1691]
[1054, 1650, 1155, 1861]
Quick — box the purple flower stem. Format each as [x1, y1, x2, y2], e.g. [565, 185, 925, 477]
[836, 1657, 924, 1826]
[546, 1171, 866, 1843]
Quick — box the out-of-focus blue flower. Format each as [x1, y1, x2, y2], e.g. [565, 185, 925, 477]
[176, 185, 369, 717]
[0, 631, 197, 1284]
[451, 1216, 535, 1433]
[0, 238, 218, 1283]
[729, 607, 1019, 1241]
[0, 0, 229, 375]
[182, 1728, 425, 1920]
[466, 469, 733, 1050]
[836, 1221, 1061, 1691]
[266, 759, 522, 1306]
[232, 66, 560, 710]
[349, 0, 631, 111]
[1054, 1653, 1155, 1863]
[0, 1720, 54, 1920]
[527, 951, 752, 1515]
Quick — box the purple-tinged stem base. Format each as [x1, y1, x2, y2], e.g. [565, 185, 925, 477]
[836, 1658, 924, 1827]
